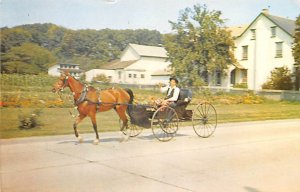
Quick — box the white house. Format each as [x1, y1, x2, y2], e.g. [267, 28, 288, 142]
[48, 63, 83, 78]
[227, 9, 296, 90]
[85, 44, 172, 85]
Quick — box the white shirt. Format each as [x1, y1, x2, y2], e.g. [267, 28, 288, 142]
[160, 85, 180, 102]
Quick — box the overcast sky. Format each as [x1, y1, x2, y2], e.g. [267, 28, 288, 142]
[0, 0, 299, 33]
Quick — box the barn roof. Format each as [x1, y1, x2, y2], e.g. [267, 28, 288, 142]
[129, 43, 168, 58]
[99, 60, 137, 70]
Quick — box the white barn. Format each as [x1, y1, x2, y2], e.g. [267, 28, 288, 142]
[226, 9, 296, 90]
[85, 44, 172, 85]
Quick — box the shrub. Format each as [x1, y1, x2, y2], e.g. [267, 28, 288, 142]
[262, 66, 293, 90]
[18, 109, 43, 129]
[233, 83, 248, 89]
[92, 74, 111, 83]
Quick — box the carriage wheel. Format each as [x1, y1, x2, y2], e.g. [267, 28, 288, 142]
[192, 102, 217, 138]
[151, 106, 178, 142]
[119, 114, 143, 137]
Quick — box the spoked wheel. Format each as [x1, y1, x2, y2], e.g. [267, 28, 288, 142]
[119, 114, 143, 137]
[151, 106, 179, 142]
[192, 102, 217, 138]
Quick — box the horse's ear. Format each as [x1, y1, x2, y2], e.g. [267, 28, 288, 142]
[64, 69, 70, 76]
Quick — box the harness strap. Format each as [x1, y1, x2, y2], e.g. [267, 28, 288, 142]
[75, 85, 88, 105]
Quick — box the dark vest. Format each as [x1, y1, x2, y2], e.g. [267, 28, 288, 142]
[165, 88, 175, 99]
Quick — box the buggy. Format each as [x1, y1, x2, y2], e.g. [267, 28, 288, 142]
[121, 89, 217, 142]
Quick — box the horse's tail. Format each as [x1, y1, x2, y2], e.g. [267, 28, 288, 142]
[124, 88, 134, 104]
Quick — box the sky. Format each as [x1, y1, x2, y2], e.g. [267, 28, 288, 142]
[0, 0, 299, 33]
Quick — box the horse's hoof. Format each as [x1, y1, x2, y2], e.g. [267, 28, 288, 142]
[93, 139, 99, 145]
[77, 136, 83, 143]
[120, 135, 129, 143]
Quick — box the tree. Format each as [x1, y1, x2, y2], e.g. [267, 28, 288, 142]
[262, 66, 293, 90]
[1, 43, 57, 74]
[292, 15, 300, 90]
[1, 23, 163, 72]
[0, 28, 32, 52]
[164, 4, 236, 86]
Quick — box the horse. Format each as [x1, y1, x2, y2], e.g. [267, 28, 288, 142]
[52, 72, 134, 144]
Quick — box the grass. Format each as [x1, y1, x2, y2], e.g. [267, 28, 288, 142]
[0, 74, 299, 139]
[1, 102, 300, 139]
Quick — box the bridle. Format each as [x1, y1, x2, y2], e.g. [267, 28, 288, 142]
[54, 75, 69, 100]
[58, 75, 69, 92]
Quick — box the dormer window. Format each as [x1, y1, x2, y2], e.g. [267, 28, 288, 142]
[250, 29, 256, 40]
[271, 26, 276, 37]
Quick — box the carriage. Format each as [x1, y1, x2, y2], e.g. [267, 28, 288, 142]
[53, 73, 217, 144]
[121, 89, 217, 142]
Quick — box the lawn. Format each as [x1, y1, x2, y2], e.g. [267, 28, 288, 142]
[1, 74, 300, 139]
[1, 102, 300, 139]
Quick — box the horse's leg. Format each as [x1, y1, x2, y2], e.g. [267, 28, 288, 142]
[74, 114, 86, 143]
[115, 106, 128, 131]
[115, 105, 129, 142]
[90, 113, 100, 145]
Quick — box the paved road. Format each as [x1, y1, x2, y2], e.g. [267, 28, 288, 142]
[1, 119, 300, 192]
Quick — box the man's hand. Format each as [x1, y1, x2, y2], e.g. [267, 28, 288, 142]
[158, 82, 163, 88]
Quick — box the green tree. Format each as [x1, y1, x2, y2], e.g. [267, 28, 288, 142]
[292, 15, 300, 90]
[1, 23, 163, 72]
[1, 28, 32, 52]
[1, 43, 57, 74]
[262, 66, 293, 90]
[164, 4, 236, 86]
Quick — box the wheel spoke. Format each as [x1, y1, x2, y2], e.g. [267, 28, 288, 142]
[151, 106, 178, 142]
[192, 103, 217, 138]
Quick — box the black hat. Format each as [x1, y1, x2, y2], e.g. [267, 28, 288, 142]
[169, 77, 178, 84]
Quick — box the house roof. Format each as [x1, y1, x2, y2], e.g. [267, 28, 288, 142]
[232, 62, 247, 69]
[226, 25, 248, 38]
[237, 11, 296, 38]
[129, 43, 168, 58]
[59, 63, 80, 66]
[99, 60, 137, 70]
[266, 14, 296, 36]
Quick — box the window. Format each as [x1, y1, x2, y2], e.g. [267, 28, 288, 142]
[241, 70, 247, 83]
[271, 26, 276, 37]
[275, 42, 283, 58]
[216, 71, 222, 85]
[250, 29, 256, 40]
[230, 69, 236, 84]
[242, 46, 248, 60]
[141, 74, 145, 78]
[133, 74, 137, 78]
[201, 71, 208, 84]
[118, 71, 122, 79]
[128, 74, 132, 78]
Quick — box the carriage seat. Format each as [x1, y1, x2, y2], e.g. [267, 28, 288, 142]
[174, 89, 193, 119]
[176, 89, 192, 106]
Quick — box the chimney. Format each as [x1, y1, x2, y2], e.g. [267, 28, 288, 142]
[262, 8, 269, 15]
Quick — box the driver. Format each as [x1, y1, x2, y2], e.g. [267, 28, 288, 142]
[159, 77, 180, 108]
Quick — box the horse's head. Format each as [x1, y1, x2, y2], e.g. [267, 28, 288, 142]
[52, 73, 70, 93]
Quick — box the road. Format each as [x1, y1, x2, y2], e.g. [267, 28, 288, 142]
[1, 119, 300, 192]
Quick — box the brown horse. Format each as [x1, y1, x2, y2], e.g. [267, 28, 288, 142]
[52, 72, 133, 144]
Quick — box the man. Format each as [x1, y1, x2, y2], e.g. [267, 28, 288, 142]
[159, 77, 180, 108]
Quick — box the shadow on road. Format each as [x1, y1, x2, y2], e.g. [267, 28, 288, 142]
[244, 186, 262, 192]
[56, 133, 188, 144]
